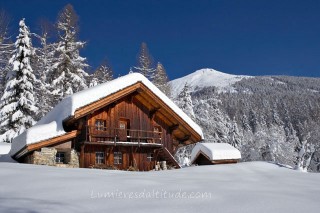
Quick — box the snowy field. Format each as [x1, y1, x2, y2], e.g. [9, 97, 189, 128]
[0, 142, 10, 155]
[0, 162, 319, 213]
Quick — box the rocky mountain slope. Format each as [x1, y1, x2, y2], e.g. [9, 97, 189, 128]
[170, 69, 320, 172]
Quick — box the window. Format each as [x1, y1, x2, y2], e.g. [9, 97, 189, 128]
[55, 152, 65, 163]
[114, 152, 122, 165]
[119, 121, 126, 129]
[147, 153, 153, 162]
[96, 152, 105, 164]
[95, 120, 106, 131]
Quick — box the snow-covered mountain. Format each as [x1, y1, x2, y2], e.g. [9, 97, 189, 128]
[169, 68, 250, 97]
[171, 69, 320, 172]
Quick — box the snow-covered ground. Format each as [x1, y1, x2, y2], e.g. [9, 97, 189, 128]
[0, 142, 15, 163]
[169, 68, 251, 97]
[0, 162, 319, 213]
[0, 142, 11, 155]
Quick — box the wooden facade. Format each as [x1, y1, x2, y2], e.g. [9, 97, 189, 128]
[78, 94, 177, 170]
[15, 82, 202, 171]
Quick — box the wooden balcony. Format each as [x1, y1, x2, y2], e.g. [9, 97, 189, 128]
[84, 126, 163, 147]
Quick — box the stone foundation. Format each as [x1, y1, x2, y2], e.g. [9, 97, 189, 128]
[32, 148, 57, 166]
[27, 147, 79, 168]
[68, 149, 80, 168]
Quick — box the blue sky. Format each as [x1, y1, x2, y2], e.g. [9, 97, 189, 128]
[1, 0, 320, 79]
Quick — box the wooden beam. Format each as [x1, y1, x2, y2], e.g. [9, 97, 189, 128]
[148, 107, 160, 119]
[134, 95, 155, 111]
[169, 124, 179, 133]
[136, 88, 143, 94]
[109, 102, 117, 108]
[80, 143, 85, 168]
[180, 135, 191, 142]
[27, 130, 79, 152]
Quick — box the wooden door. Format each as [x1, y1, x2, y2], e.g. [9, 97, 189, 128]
[118, 119, 129, 141]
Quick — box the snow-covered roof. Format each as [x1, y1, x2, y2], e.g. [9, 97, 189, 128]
[11, 73, 204, 156]
[191, 143, 241, 163]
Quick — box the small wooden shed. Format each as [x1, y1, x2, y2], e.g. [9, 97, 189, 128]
[191, 143, 241, 165]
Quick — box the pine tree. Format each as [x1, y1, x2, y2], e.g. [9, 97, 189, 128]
[229, 119, 242, 149]
[153, 62, 171, 97]
[0, 9, 10, 44]
[176, 83, 195, 120]
[133, 42, 155, 80]
[0, 43, 13, 98]
[193, 92, 230, 143]
[49, 4, 88, 105]
[241, 114, 251, 132]
[0, 9, 13, 98]
[89, 59, 113, 87]
[0, 19, 37, 142]
[32, 19, 55, 84]
[249, 109, 259, 133]
[32, 20, 56, 119]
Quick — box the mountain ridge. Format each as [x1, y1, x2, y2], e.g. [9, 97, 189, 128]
[171, 68, 320, 172]
[170, 68, 320, 96]
[169, 68, 251, 97]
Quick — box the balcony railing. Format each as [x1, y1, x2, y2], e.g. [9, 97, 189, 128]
[85, 126, 162, 144]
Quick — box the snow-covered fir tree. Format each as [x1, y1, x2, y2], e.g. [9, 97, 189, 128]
[0, 9, 10, 44]
[32, 20, 55, 84]
[153, 62, 171, 97]
[133, 42, 155, 80]
[0, 43, 13, 98]
[49, 4, 88, 105]
[89, 59, 113, 87]
[229, 119, 242, 149]
[294, 122, 317, 171]
[174, 144, 195, 167]
[176, 83, 195, 120]
[193, 88, 230, 143]
[0, 19, 37, 143]
[32, 20, 56, 119]
[0, 9, 13, 98]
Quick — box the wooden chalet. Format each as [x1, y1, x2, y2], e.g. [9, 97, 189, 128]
[11, 73, 204, 171]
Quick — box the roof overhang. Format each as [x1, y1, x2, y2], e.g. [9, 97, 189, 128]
[12, 130, 78, 159]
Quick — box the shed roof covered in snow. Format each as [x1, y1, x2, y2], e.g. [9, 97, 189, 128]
[11, 73, 204, 158]
[191, 143, 241, 165]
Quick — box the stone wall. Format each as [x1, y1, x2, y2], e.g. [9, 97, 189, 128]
[69, 149, 80, 167]
[27, 148, 79, 168]
[32, 148, 57, 166]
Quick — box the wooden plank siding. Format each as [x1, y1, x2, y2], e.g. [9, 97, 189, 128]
[79, 94, 173, 170]
[83, 145, 157, 171]
[85, 95, 173, 149]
